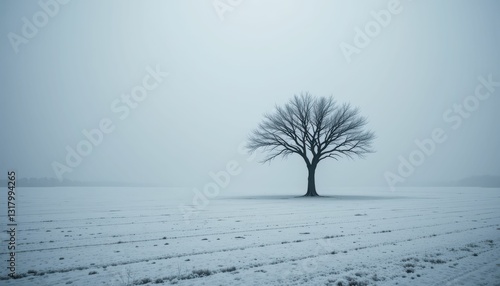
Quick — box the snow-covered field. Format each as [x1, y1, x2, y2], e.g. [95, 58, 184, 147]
[1, 187, 499, 286]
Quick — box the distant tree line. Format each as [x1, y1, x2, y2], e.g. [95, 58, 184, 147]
[0, 177, 159, 187]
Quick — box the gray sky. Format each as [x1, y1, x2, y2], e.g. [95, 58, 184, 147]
[1, 0, 499, 192]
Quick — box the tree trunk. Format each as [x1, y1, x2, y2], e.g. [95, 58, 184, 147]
[305, 164, 319, 196]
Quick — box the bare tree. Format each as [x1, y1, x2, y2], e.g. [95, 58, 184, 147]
[247, 93, 375, 196]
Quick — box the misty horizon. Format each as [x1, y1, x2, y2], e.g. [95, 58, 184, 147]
[1, 0, 499, 192]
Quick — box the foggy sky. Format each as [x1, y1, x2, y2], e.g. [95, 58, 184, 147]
[1, 0, 499, 193]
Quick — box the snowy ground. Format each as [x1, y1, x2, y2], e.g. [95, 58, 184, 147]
[1, 187, 499, 286]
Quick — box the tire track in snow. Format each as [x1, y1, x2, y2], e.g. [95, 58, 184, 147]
[2, 220, 497, 281]
[8, 209, 497, 253]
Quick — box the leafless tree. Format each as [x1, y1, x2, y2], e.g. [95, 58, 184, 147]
[247, 93, 375, 196]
